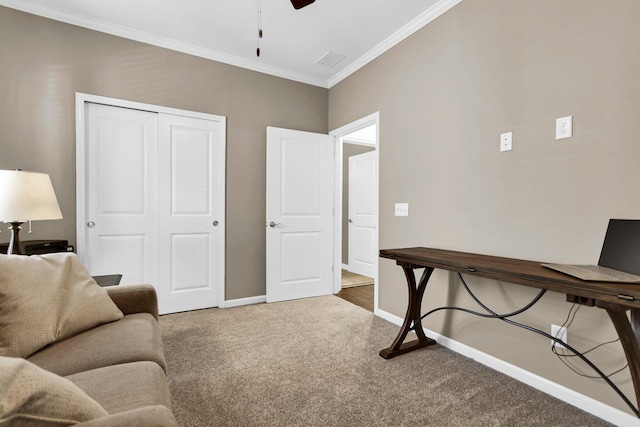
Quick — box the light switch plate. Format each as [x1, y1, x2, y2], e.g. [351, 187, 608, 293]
[395, 203, 408, 216]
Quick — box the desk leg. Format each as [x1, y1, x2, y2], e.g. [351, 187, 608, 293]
[380, 264, 437, 359]
[598, 301, 640, 416]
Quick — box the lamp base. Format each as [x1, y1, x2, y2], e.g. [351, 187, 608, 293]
[6, 222, 25, 255]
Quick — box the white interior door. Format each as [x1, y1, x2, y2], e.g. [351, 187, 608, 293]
[84, 103, 159, 287]
[158, 114, 225, 314]
[348, 151, 377, 278]
[266, 127, 334, 303]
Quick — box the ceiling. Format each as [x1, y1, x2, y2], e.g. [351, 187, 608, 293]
[1, 0, 461, 88]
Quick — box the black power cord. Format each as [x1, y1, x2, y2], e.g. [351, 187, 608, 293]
[552, 303, 628, 379]
[412, 273, 638, 416]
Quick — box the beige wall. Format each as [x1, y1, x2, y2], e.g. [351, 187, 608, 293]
[0, 6, 328, 300]
[329, 0, 640, 415]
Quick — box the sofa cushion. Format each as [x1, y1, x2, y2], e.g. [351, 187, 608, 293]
[0, 356, 108, 425]
[28, 313, 167, 376]
[0, 253, 123, 358]
[66, 361, 172, 414]
[77, 406, 179, 427]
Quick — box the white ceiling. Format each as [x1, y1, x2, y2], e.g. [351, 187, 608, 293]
[1, 0, 461, 88]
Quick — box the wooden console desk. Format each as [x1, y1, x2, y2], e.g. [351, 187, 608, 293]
[379, 247, 640, 417]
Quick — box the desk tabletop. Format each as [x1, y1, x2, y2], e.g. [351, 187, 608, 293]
[380, 247, 640, 309]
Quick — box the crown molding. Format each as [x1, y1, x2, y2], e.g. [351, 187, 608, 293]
[1, 0, 462, 89]
[0, 0, 329, 88]
[327, 0, 463, 88]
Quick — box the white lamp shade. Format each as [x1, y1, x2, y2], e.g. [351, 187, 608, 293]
[0, 170, 63, 222]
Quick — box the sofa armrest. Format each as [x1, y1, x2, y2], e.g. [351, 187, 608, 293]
[106, 284, 159, 320]
[78, 406, 178, 427]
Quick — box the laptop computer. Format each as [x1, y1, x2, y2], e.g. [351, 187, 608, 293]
[541, 219, 640, 283]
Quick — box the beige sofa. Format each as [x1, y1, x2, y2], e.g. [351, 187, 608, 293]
[0, 253, 178, 426]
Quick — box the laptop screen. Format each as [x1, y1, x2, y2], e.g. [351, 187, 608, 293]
[598, 219, 640, 276]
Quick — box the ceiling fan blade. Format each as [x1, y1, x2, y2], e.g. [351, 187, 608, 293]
[290, 0, 315, 9]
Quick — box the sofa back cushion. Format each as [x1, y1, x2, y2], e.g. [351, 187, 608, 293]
[0, 253, 123, 358]
[0, 355, 108, 425]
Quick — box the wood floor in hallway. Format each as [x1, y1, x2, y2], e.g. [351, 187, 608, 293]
[337, 284, 373, 312]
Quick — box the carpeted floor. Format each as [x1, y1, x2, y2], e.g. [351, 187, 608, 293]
[159, 296, 612, 426]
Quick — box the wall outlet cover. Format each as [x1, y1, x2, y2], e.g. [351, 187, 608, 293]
[551, 324, 568, 349]
[556, 116, 573, 140]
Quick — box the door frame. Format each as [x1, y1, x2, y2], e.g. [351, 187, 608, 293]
[329, 111, 380, 313]
[75, 92, 227, 308]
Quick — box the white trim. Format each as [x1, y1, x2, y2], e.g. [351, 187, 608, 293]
[342, 263, 349, 271]
[375, 308, 639, 426]
[1, 0, 327, 88]
[327, 0, 464, 88]
[330, 113, 381, 140]
[330, 112, 380, 313]
[75, 98, 87, 258]
[76, 92, 227, 121]
[342, 134, 378, 147]
[1, 0, 461, 89]
[224, 295, 267, 308]
[75, 92, 226, 310]
[374, 307, 402, 325]
[341, 137, 376, 147]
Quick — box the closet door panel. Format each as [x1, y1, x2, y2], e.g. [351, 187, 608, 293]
[84, 103, 159, 288]
[158, 113, 226, 314]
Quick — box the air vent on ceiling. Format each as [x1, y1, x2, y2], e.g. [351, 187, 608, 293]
[316, 51, 346, 68]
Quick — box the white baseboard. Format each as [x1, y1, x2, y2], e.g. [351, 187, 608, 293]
[375, 309, 638, 427]
[223, 295, 266, 308]
[342, 263, 349, 271]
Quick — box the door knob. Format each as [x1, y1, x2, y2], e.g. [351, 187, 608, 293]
[213, 221, 219, 226]
[269, 221, 282, 228]
[348, 219, 353, 223]
[87, 221, 96, 228]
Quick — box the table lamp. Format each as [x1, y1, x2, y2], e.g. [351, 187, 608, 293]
[0, 170, 63, 255]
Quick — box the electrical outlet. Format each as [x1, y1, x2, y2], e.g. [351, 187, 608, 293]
[551, 324, 568, 349]
[556, 116, 573, 140]
[500, 132, 513, 152]
[395, 203, 409, 217]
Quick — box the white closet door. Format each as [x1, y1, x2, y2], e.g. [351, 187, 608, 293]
[80, 97, 225, 315]
[158, 114, 225, 314]
[84, 103, 159, 287]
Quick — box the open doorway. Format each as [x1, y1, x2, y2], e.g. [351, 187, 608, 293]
[330, 113, 379, 313]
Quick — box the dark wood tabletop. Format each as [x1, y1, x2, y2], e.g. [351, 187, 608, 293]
[380, 247, 640, 309]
